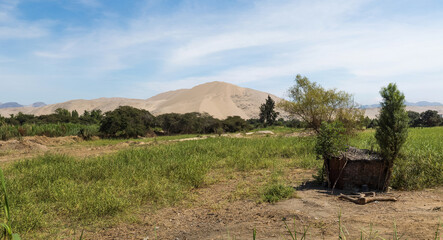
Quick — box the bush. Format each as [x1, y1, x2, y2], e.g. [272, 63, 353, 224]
[261, 182, 294, 203]
[314, 121, 348, 185]
[99, 106, 155, 138]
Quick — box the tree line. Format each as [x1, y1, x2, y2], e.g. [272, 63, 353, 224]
[0, 103, 300, 139]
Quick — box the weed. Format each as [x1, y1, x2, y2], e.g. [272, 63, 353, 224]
[261, 182, 295, 203]
[0, 168, 20, 240]
[283, 218, 309, 240]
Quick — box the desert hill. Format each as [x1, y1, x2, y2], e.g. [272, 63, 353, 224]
[1, 81, 442, 119]
[0, 82, 284, 120]
[145, 81, 284, 119]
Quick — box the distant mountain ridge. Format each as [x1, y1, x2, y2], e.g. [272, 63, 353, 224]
[0, 102, 46, 109]
[0, 102, 23, 109]
[361, 101, 442, 109]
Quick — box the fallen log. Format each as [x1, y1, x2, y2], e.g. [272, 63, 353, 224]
[339, 193, 397, 205]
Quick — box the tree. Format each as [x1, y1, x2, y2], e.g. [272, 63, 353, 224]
[375, 83, 408, 191]
[55, 108, 71, 117]
[407, 111, 420, 127]
[222, 116, 249, 132]
[71, 110, 79, 119]
[278, 74, 364, 132]
[99, 106, 155, 138]
[259, 95, 279, 127]
[420, 110, 442, 127]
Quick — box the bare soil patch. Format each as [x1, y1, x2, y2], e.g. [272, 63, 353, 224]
[90, 170, 442, 240]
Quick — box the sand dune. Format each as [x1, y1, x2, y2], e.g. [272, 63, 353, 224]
[1, 81, 441, 119]
[0, 81, 284, 119]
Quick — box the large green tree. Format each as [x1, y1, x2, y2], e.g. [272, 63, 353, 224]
[278, 74, 364, 132]
[99, 106, 155, 138]
[407, 111, 420, 127]
[375, 83, 408, 191]
[420, 110, 442, 127]
[259, 95, 279, 127]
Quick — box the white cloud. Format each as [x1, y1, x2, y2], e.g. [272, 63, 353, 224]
[2, 0, 443, 104]
[0, 0, 50, 39]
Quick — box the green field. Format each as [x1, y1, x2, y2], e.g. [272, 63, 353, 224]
[0, 127, 441, 238]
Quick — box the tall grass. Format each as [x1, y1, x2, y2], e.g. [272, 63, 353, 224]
[350, 127, 443, 189]
[2, 136, 317, 237]
[0, 124, 99, 140]
[0, 127, 441, 237]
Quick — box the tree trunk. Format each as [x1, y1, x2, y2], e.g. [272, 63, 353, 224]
[382, 162, 393, 192]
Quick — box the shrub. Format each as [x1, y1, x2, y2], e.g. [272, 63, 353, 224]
[314, 121, 348, 185]
[99, 106, 155, 138]
[261, 182, 294, 203]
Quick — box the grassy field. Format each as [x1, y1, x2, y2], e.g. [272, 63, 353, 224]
[2, 135, 317, 238]
[0, 126, 441, 238]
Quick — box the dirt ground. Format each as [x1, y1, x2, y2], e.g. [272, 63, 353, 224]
[0, 135, 171, 162]
[1, 136, 442, 239]
[92, 172, 442, 240]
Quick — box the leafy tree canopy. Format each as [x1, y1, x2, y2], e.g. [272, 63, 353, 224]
[99, 106, 155, 138]
[278, 74, 364, 132]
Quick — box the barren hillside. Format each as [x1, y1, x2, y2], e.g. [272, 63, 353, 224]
[0, 82, 284, 120]
[2, 81, 441, 120]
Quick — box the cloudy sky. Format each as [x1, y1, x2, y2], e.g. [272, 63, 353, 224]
[1, 0, 443, 105]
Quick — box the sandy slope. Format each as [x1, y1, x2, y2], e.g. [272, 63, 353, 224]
[1, 81, 441, 119]
[0, 81, 284, 119]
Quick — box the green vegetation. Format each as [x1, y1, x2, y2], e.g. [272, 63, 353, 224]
[408, 110, 443, 127]
[259, 95, 279, 127]
[0, 125, 440, 237]
[375, 83, 409, 190]
[278, 74, 364, 132]
[1, 106, 303, 141]
[2, 136, 316, 238]
[350, 127, 443, 190]
[99, 106, 155, 138]
[0, 123, 99, 140]
[315, 121, 349, 185]
[261, 182, 295, 203]
[0, 169, 21, 240]
[156, 112, 221, 134]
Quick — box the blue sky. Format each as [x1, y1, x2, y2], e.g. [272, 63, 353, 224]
[1, 0, 443, 105]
